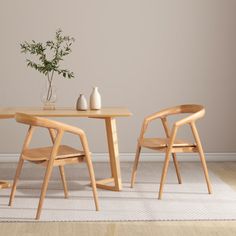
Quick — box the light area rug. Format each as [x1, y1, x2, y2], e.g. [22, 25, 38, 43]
[0, 162, 236, 221]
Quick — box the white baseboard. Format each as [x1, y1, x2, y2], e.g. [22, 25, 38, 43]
[0, 153, 235, 163]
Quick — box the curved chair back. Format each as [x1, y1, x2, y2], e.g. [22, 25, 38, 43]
[15, 113, 63, 130]
[145, 104, 205, 127]
[167, 104, 205, 121]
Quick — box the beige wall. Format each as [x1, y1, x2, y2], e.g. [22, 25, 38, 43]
[0, 0, 236, 153]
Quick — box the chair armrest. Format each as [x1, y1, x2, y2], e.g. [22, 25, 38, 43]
[138, 116, 164, 140]
[60, 123, 85, 136]
[15, 113, 85, 137]
[145, 109, 172, 122]
[138, 108, 174, 140]
[41, 117, 85, 136]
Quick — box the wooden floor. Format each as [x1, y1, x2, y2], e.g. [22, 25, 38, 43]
[1, 161, 236, 236]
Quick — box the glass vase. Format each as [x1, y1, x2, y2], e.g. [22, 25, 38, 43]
[40, 79, 57, 110]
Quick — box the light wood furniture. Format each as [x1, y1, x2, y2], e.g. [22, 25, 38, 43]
[0, 107, 132, 191]
[0, 181, 10, 189]
[8, 113, 99, 220]
[131, 104, 212, 199]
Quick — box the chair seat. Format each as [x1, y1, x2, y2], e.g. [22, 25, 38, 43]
[22, 145, 85, 161]
[140, 138, 196, 149]
[0, 181, 11, 189]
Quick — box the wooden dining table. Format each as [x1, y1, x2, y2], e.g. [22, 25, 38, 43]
[0, 107, 132, 191]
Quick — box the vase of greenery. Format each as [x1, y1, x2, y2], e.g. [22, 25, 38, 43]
[20, 29, 75, 109]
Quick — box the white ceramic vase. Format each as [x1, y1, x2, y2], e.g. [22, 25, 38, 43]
[90, 87, 101, 110]
[76, 94, 88, 111]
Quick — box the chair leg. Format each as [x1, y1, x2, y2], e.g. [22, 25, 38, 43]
[85, 154, 99, 211]
[59, 165, 68, 198]
[158, 151, 171, 200]
[36, 161, 54, 220]
[130, 144, 141, 188]
[172, 153, 182, 184]
[198, 149, 212, 194]
[190, 122, 212, 194]
[9, 157, 24, 206]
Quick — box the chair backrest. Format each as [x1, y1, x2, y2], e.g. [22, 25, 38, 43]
[15, 113, 65, 130]
[164, 104, 205, 125]
[151, 104, 204, 123]
[163, 104, 205, 116]
[142, 104, 206, 138]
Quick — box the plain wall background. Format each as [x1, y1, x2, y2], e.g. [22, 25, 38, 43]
[0, 0, 236, 154]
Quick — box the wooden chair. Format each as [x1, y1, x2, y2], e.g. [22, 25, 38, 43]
[130, 104, 212, 199]
[9, 113, 99, 220]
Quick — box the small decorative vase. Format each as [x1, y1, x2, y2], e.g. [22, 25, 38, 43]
[76, 94, 88, 111]
[90, 87, 101, 110]
[40, 79, 57, 110]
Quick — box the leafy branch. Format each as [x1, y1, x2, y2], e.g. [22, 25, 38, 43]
[21, 29, 75, 79]
[20, 29, 75, 101]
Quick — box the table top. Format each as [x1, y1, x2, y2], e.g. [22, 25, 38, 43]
[0, 107, 132, 119]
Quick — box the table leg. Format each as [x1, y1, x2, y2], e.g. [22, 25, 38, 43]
[95, 117, 122, 191]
